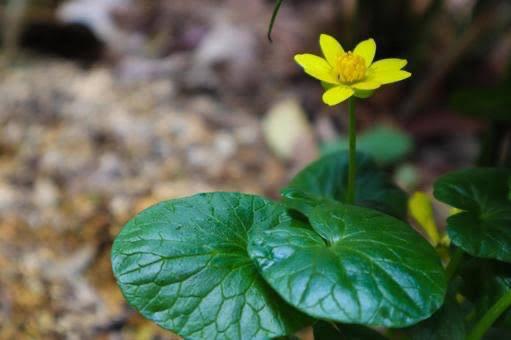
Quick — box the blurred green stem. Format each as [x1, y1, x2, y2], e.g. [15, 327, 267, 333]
[347, 97, 356, 204]
[478, 120, 506, 166]
[445, 247, 464, 282]
[467, 290, 511, 340]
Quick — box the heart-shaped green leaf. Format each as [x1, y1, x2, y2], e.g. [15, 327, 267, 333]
[282, 152, 407, 219]
[248, 201, 447, 327]
[111, 193, 308, 340]
[434, 168, 511, 262]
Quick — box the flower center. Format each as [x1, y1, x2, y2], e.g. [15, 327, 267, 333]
[336, 52, 366, 83]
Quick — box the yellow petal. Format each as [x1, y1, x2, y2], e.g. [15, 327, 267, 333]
[367, 70, 411, 85]
[369, 58, 408, 72]
[353, 38, 376, 67]
[409, 192, 440, 246]
[294, 54, 338, 84]
[352, 81, 381, 90]
[320, 34, 345, 68]
[322, 86, 354, 106]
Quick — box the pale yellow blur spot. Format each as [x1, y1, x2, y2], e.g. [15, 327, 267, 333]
[409, 192, 441, 246]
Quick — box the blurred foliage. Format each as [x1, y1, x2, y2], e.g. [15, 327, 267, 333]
[322, 125, 413, 165]
[450, 74, 511, 166]
[451, 82, 511, 122]
[459, 258, 511, 328]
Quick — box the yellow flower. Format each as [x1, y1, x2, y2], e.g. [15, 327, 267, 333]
[294, 34, 412, 106]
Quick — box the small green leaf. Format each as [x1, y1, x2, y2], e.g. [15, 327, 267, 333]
[434, 168, 511, 262]
[112, 192, 308, 340]
[283, 151, 407, 219]
[322, 125, 413, 165]
[314, 320, 387, 340]
[248, 201, 447, 327]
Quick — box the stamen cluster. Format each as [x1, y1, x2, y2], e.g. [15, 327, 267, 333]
[336, 52, 366, 83]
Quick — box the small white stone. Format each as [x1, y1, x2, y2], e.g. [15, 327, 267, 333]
[33, 178, 60, 209]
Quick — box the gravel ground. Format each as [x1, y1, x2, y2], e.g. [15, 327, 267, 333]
[0, 59, 290, 339]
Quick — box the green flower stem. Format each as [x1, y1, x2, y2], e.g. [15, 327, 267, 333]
[346, 97, 357, 204]
[445, 247, 464, 282]
[267, 0, 284, 41]
[467, 290, 511, 340]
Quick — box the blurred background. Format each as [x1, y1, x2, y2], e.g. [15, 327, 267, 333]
[0, 0, 510, 338]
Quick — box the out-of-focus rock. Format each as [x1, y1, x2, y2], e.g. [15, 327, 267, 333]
[188, 20, 258, 91]
[213, 132, 237, 159]
[152, 180, 214, 201]
[0, 183, 22, 211]
[262, 97, 315, 161]
[44, 246, 96, 280]
[116, 55, 188, 83]
[33, 178, 60, 209]
[194, 21, 254, 67]
[57, 0, 144, 55]
[40, 126, 95, 178]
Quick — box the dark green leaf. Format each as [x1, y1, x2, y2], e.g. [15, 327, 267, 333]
[483, 328, 511, 340]
[408, 280, 466, 340]
[322, 125, 413, 165]
[313, 320, 387, 340]
[112, 192, 308, 340]
[434, 168, 511, 262]
[434, 168, 510, 211]
[459, 258, 511, 328]
[248, 201, 447, 327]
[457, 259, 511, 339]
[408, 299, 465, 340]
[282, 151, 407, 219]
